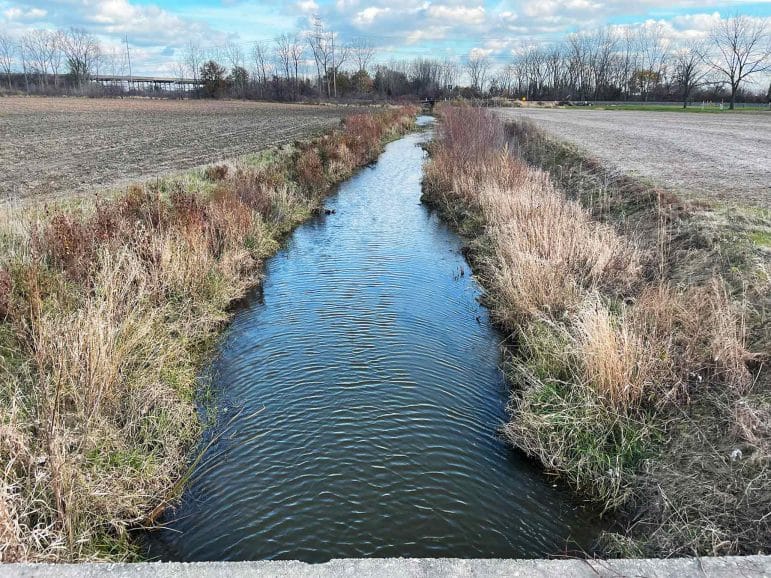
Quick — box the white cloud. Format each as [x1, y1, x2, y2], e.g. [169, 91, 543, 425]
[91, 0, 135, 24]
[405, 25, 449, 43]
[353, 6, 390, 25]
[297, 0, 318, 14]
[469, 46, 492, 58]
[427, 4, 485, 25]
[671, 11, 722, 33]
[3, 4, 45, 19]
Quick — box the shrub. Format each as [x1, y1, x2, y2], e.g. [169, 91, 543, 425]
[169, 191, 209, 231]
[295, 147, 325, 193]
[33, 213, 97, 281]
[118, 185, 166, 230]
[204, 164, 229, 181]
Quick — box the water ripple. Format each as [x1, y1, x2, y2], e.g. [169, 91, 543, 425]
[146, 123, 601, 562]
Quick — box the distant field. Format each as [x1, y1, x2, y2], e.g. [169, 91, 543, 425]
[590, 103, 769, 113]
[496, 107, 771, 208]
[0, 97, 363, 201]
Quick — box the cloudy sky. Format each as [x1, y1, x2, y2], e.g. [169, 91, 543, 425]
[1, 0, 770, 75]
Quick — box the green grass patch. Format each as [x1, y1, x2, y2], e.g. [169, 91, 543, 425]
[593, 103, 769, 113]
[749, 230, 771, 248]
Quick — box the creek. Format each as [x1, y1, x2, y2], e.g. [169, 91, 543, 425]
[147, 118, 600, 561]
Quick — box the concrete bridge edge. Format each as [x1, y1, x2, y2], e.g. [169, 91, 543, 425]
[1, 556, 770, 578]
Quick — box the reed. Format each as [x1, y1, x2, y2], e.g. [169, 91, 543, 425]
[0, 106, 417, 562]
[423, 104, 766, 557]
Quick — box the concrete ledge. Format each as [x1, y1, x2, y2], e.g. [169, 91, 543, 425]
[2, 556, 770, 578]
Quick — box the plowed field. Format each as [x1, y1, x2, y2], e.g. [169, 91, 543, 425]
[0, 97, 363, 201]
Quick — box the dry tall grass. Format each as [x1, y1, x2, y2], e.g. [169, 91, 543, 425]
[423, 105, 766, 556]
[0, 106, 417, 562]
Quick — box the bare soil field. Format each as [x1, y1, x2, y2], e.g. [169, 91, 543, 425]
[0, 97, 364, 201]
[495, 108, 771, 208]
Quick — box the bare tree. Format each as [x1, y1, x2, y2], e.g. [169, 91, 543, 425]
[636, 23, 670, 101]
[61, 28, 99, 88]
[224, 41, 247, 97]
[351, 37, 375, 72]
[289, 36, 304, 99]
[251, 41, 272, 96]
[107, 47, 127, 77]
[466, 53, 490, 93]
[586, 28, 618, 100]
[20, 30, 63, 90]
[619, 27, 639, 100]
[172, 58, 187, 96]
[274, 33, 293, 81]
[708, 14, 771, 109]
[224, 41, 243, 70]
[566, 33, 590, 99]
[673, 43, 708, 108]
[19, 36, 30, 92]
[305, 16, 348, 98]
[23, 30, 52, 89]
[522, 46, 546, 98]
[411, 58, 442, 97]
[184, 40, 204, 84]
[440, 58, 458, 91]
[307, 18, 333, 97]
[545, 45, 564, 99]
[493, 65, 513, 97]
[330, 35, 349, 98]
[50, 30, 64, 88]
[93, 41, 103, 80]
[0, 31, 15, 90]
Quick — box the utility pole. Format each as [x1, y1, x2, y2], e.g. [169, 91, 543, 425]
[312, 16, 324, 95]
[125, 35, 132, 93]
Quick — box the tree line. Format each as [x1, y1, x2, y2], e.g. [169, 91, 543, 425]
[176, 19, 381, 101]
[491, 16, 771, 108]
[0, 27, 104, 93]
[1, 15, 769, 107]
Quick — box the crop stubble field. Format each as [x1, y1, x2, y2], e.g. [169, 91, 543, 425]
[0, 97, 363, 201]
[495, 107, 771, 208]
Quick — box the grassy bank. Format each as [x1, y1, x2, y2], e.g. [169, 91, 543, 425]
[0, 105, 417, 562]
[422, 105, 769, 557]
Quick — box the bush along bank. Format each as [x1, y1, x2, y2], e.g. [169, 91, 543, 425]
[0, 106, 418, 562]
[422, 105, 769, 558]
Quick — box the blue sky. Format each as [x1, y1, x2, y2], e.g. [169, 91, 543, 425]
[1, 0, 770, 75]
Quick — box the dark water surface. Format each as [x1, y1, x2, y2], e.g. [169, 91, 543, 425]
[147, 119, 600, 561]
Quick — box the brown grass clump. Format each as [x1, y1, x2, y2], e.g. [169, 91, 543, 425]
[0, 105, 417, 562]
[574, 299, 660, 410]
[204, 164, 229, 181]
[290, 106, 418, 195]
[423, 105, 766, 557]
[32, 213, 99, 281]
[480, 176, 639, 322]
[296, 147, 326, 192]
[424, 106, 505, 208]
[632, 281, 755, 396]
[0, 268, 12, 319]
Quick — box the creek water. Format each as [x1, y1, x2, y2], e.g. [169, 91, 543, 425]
[146, 118, 601, 561]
